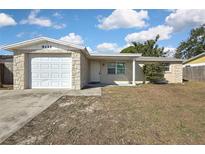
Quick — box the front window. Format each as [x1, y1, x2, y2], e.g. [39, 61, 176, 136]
[117, 63, 125, 74]
[107, 62, 125, 75]
[164, 63, 170, 72]
[107, 63, 116, 74]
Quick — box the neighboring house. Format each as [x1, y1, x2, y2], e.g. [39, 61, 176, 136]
[1, 37, 183, 90]
[183, 52, 205, 81]
[183, 52, 205, 67]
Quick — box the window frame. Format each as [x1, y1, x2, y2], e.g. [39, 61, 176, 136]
[164, 63, 171, 72]
[107, 62, 126, 75]
[107, 63, 116, 75]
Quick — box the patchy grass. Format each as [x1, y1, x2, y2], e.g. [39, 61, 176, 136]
[2, 82, 205, 144]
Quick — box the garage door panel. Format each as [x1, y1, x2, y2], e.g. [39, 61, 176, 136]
[40, 80, 49, 87]
[40, 73, 49, 78]
[61, 64, 70, 69]
[30, 55, 72, 88]
[50, 73, 60, 78]
[51, 64, 59, 69]
[32, 64, 39, 69]
[32, 80, 40, 87]
[40, 57, 49, 62]
[50, 81, 60, 87]
[40, 64, 49, 69]
[61, 58, 70, 62]
[50, 57, 61, 62]
[61, 81, 70, 87]
[61, 73, 70, 78]
[32, 73, 39, 78]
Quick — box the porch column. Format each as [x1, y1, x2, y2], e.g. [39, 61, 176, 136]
[132, 59, 136, 85]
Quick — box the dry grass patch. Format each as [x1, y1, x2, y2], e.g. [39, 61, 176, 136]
[2, 82, 205, 144]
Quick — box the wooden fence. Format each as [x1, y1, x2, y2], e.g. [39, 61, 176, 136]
[0, 62, 13, 85]
[183, 65, 205, 81]
[0, 63, 2, 87]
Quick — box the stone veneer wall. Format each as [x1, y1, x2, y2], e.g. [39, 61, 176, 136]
[80, 53, 89, 88]
[71, 52, 81, 90]
[13, 52, 26, 89]
[164, 63, 183, 83]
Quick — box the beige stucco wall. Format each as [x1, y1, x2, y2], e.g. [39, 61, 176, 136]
[100, 60, 132, 84]
[89, 60, 182, 84]
[89, 60, 144, 84]
[164, 63, 183, 83]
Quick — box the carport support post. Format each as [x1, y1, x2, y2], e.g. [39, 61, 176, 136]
[132, 59, 136, 86]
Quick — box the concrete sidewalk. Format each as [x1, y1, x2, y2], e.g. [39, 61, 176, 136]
[0, 87, 101, 143]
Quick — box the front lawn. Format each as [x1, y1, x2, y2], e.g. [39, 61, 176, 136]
[2, 82, 205, 144]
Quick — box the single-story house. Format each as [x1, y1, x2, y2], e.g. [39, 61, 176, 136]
[183, 52, 205, 67]
[1, 37, 183, 90]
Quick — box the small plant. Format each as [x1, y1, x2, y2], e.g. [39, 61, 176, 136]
[143, 63, 165, 83]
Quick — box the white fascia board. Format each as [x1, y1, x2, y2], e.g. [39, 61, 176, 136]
[183, 62, 205, 67]
[1, 37, 85, 51]
[90, 53, 142, 57]
[135, 57, 183, 62]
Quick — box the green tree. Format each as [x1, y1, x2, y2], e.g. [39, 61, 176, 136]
[121, 35, 166, 83]
[175, 25, 205, 59]
[122, 35, 165, 57]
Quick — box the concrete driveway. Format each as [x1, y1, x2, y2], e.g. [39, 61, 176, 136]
[0, 88, 101, 143]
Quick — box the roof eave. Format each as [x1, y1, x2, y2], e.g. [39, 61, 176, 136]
[1, 37, 85, 52]
[135, 57, 183, 63]
[89, 53, 142, 60]
[183, 52, 205, 64]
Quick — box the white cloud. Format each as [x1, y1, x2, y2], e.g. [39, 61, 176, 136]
[165, 9, 205, 31]
[97, 9, 149, 30]
[0, 13, 17, 27]
[53, 12, 63, 18]
[16, 31, 42, 38]
[60, 33, 84, 46]
[164, 47, 176, 57]
[125, 25, 173, 43]
[20, 10, 66, 29]
[165, 9, 176, 13]
[16, 32, 25, 38]
[53, 23, 66, 29]
[96, 42, 122, 53]
[20, 10, 52, 27]
[86, 46, 93, 52]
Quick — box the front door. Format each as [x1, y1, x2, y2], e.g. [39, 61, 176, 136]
[90, 61, 101, 83]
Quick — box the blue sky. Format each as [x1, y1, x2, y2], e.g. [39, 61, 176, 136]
[0, 9, 204, 56]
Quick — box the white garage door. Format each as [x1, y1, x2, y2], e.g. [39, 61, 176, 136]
[30, 54, 72, 89]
